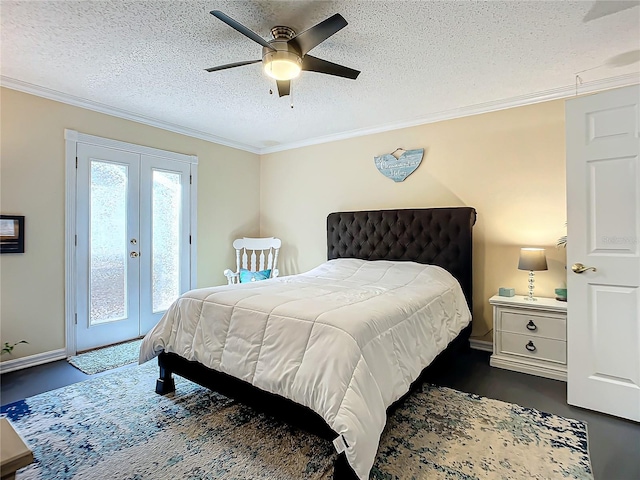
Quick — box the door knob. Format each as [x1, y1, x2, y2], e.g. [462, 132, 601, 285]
[130, 251, 139, 258]
[572, 263, 596, 274]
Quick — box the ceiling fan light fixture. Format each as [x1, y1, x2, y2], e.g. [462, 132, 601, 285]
[263, 50, 302, 81]
[207, 11, 360, 98]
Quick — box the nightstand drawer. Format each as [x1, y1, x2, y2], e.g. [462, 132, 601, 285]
[500, 311, 566, 340]
[499, 332, 566, 364]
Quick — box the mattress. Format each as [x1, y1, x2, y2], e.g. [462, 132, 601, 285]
[140, 258, 471, 479]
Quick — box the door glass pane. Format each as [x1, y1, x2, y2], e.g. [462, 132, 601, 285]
[152, 170, 181, 313]
[90, 161, 128, 324]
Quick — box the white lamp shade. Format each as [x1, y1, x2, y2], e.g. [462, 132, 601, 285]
[263, 51, 302, 81]
[518, 248, 548, 271]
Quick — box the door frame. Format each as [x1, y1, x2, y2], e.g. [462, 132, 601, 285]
[64, 129, 198, 356]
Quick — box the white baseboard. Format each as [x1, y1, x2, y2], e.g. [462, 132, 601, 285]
[0, 348, 67, 374]
[469, 338, 493, 352]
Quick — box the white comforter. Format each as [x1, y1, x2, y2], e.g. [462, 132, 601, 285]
[139, 258, 471, 479]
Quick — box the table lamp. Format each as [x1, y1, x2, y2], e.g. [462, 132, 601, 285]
[518, 248, 548, 301]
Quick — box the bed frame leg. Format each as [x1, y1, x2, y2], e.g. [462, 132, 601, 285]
[155, 354, 175, 395]
[333, 453, 358, 480]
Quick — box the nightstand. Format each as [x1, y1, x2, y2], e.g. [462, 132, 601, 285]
[489, 295, 567, 381]
[0, 418, 33, 480]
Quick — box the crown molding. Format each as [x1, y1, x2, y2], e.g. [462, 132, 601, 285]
[259, 72, 640, 154]
[3, 73, 638, 156]
[0, 76, 261, 154]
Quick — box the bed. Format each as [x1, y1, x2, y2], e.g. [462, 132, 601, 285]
[139, 207, 476, 480]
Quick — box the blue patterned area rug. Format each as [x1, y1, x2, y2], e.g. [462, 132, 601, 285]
[67, 339, 143, 374]
[1, 362, 592, 479]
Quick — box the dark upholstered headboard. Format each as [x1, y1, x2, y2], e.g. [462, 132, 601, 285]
[327, 208, 477, 308]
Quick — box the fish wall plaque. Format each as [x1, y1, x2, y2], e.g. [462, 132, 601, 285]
[374, 148, 424, 182]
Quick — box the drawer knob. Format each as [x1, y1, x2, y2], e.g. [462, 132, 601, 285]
[525, 340, 537, 352]
[526, 320, 537, 331]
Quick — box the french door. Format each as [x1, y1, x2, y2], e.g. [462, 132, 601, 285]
[75, 143, 192, 351]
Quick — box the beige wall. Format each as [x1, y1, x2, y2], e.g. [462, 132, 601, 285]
[0, 88, 568, 360]
[0, 88, 260, 360]
[260, 100, 568, 336]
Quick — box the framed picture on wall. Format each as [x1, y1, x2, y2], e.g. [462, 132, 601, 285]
[0, 215, 25, 253]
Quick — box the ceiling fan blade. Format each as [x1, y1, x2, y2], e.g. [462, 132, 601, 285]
[210, 10, 275, 51]
[205, 59, 261, 73]
[276, 80, 290, 97]
[289, 13, 348, 55]
[301, 55, 360, 80]
[583, 0, 638, 22]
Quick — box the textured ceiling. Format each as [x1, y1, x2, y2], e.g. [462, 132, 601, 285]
[2, 1, 639, 152]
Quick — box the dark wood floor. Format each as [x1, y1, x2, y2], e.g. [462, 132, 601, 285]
[1, 349, 638, 479]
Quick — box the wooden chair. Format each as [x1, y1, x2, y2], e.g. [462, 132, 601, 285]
[224, 237, 281, 285]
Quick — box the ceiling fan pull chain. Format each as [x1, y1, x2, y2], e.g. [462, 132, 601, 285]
[290, 84, 294, 108]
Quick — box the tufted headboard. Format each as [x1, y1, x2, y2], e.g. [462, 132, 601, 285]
[327, 207, 477, 308]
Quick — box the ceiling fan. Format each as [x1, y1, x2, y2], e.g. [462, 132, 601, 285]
[205, 10, 360, 98]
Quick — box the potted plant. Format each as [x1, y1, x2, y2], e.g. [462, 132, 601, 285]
[1, 340, 28, 356]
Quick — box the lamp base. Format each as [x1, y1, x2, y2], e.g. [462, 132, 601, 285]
[525, 270, 537, 301]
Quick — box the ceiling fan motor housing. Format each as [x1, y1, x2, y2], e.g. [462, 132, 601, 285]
[270, 26, 296, 40]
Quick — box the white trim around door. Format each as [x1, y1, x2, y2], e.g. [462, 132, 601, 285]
[64, 129, 198, 357]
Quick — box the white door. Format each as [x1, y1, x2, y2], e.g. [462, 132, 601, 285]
[139, 155, 191, 333]
[76, 144, 140, 350]
[76, 144, 192, 351]
[566, 84, 640, 422]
